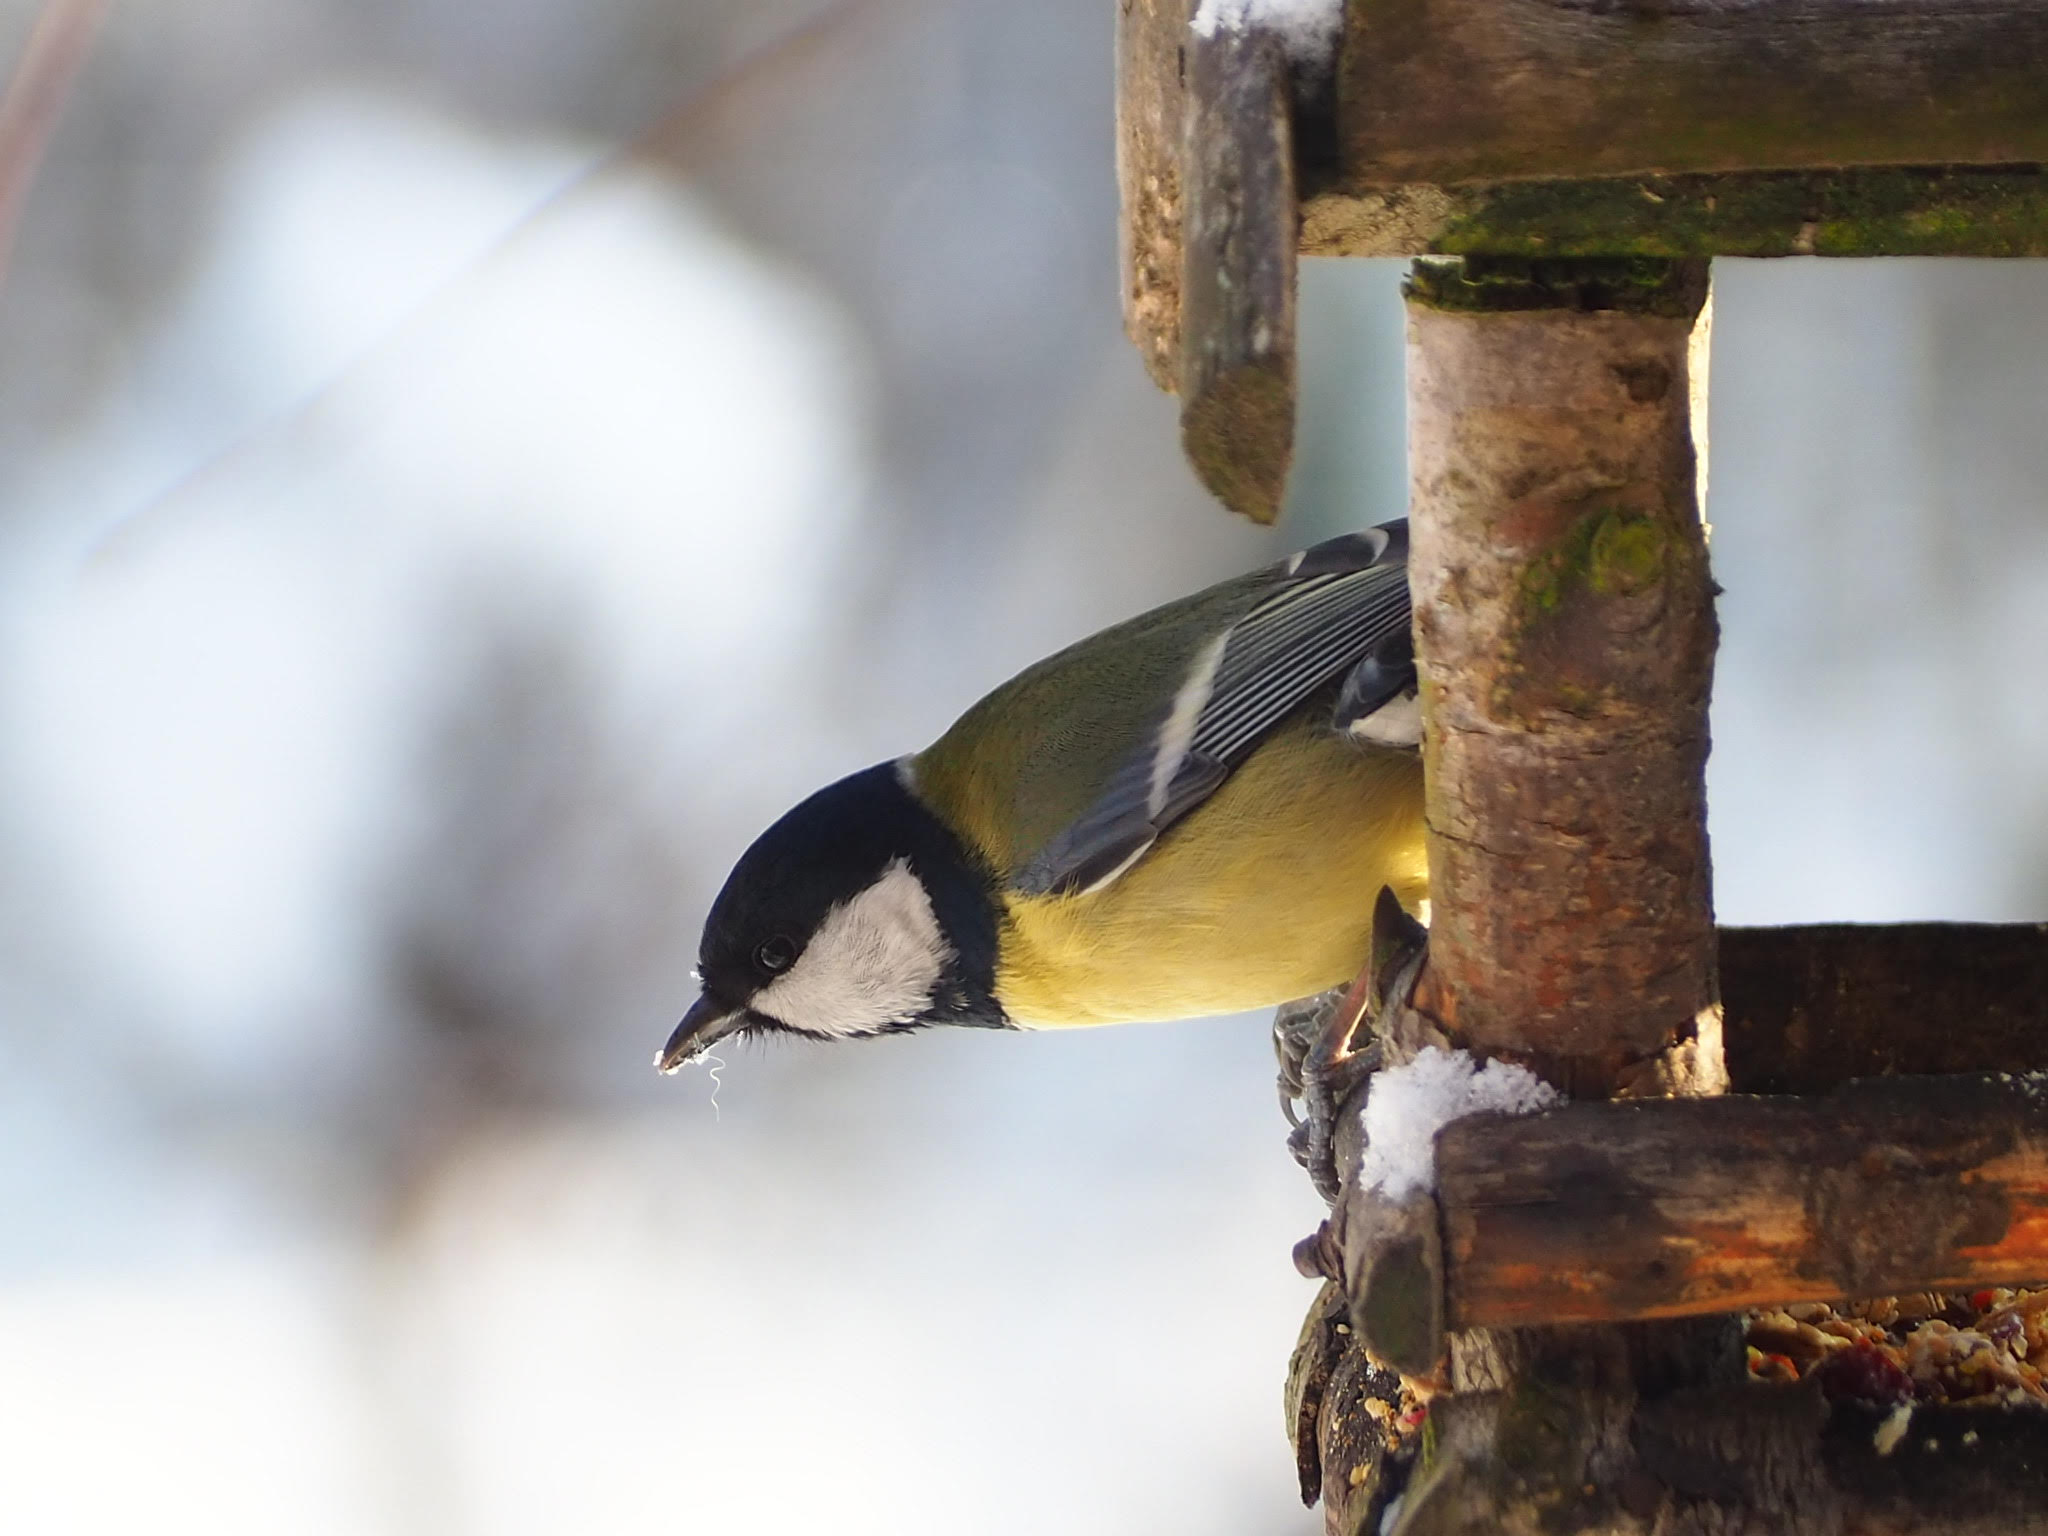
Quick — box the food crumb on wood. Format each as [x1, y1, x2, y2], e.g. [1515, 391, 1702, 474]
[1744, 1287, 2048, 1407]
[1189, 0, 1343, 69]
[1874, 1402, 1915, 1456]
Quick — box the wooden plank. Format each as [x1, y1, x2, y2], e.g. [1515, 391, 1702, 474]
[1302, 166, 2048, 258]
[1722, 923, 2048, 1095]
[1406, 1388, 2048, 1536]
[1339, 0, 2048, 185]
[1178, 22, 1296, 523]
[1439, 1071, 2048, 1329]
[1116, 0, 1190, 392]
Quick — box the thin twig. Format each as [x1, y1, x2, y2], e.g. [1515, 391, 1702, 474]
[85, 0, 908, 560]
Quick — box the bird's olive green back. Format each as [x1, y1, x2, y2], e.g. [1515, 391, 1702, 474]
[913, 567, 1276, 883]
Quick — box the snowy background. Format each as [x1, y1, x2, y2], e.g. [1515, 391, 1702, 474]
[2, 2, 2045, 1533]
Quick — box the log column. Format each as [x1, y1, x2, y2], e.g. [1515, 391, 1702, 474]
[1394, 258, 1731, 1529]
[1405, 257, 1721, 1102]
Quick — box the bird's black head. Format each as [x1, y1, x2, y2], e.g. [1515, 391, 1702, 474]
[657, 760, 1002, 1071]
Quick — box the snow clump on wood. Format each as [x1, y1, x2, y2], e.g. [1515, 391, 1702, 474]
[1357, 1046, 1564, 1201]
[1190, 0, 1344, 71]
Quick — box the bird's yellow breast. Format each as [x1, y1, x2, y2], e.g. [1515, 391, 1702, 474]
[992, 719, 1426, 1027]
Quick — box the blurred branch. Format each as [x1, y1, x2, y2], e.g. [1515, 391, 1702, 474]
[0, 0, 105, 292]
[86, 0, 907, 557]
[635, 0, 906, 170]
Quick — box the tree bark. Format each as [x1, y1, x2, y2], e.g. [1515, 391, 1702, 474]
[1115, 0, 1191, 393]
[1440, 1070, 2048, 1328]
[1406, 257, 1718, 1097]
[1368, 256, 1729, 1533]
[1178, 21, 1297, 523]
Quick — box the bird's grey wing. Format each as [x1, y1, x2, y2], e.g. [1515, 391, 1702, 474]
[1014, 523, 1414, 897]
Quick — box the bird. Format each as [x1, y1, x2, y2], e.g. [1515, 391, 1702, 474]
[657, 519, 1426, 1074]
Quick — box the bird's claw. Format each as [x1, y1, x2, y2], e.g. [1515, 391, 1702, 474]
[1273, 994, 1332, 1128]
[1275, 887, 1431, 1204]
[1275, 973, 1381, 1203]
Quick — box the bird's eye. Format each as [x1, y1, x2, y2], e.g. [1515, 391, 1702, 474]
[754, 936, 798, 974]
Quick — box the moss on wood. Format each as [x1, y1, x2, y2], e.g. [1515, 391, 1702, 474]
[1403, 256, 1712, 316]
[1304, 167, 2048, 258]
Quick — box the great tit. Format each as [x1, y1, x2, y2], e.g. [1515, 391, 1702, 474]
[657, 519, 1425, 1073]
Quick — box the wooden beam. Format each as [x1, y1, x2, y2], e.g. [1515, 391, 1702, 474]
[1439, 1071, 2048, 1329]
[1303, 166, 2048, 258]
[1722, 923, 2048, 1095]
[1405, 1388, 2048, 1536]
[1178, 22, 1297, 522]
[1337, 0, 2048, 186]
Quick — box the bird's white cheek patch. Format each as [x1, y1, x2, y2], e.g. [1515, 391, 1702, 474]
[753, 859, 950, 1038]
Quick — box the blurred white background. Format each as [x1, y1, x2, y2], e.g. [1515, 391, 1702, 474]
[0, 3, 2044, 1533]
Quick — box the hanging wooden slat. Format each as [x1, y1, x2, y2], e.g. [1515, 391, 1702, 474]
[1177, 22, 1297, 522]
[1115, 0, 1191, 392]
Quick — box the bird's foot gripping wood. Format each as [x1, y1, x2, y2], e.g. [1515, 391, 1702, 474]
[1275, 888, 1431, 1204]
[1277, 893, 1439, 1533]
[1274, 984, 1368, 1206]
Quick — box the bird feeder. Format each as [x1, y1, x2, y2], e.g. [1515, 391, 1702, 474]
[1118, 2, 2048, 1530]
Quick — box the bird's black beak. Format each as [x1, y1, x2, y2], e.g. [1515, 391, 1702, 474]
[656, 993, 744, 1075]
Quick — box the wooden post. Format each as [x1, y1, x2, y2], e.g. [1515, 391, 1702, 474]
[1392, 255, 1726, 1531]
[1405, 257, 1720, 1100]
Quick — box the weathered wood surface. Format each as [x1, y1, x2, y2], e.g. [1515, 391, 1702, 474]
[1178, 22, 1296, 522]
[1115, 0, 1190, 392]
[1721, 923, 2048, 1095]
[1345, 1182, 1448, 1380]
[1302, 167, 2048, 258]
[1403, 1387, 2048, 1536]
[1406, 258, 1720, 1096]
[1337, 0, 2048, 186]
[1439, 1071, 2048, 1329]
[1288, 1279, 1409, 1528]
[1292, 915, 2048, 1472]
